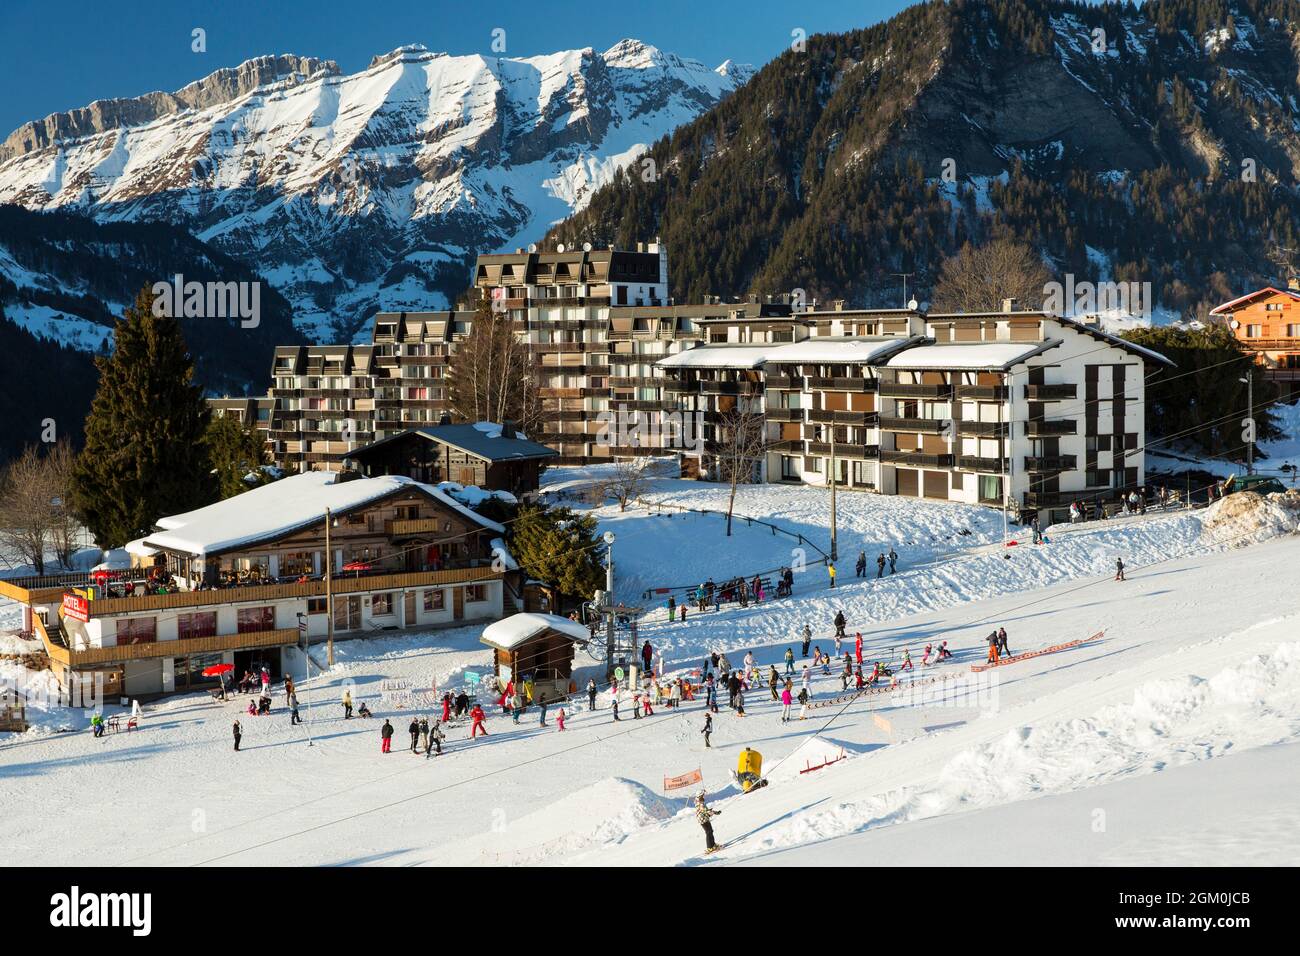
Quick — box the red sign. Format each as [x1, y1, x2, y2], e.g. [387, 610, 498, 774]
[61, 592, 89, 623]
[663, 768, 703, 792]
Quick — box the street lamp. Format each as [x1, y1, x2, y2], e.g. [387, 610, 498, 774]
[296, 612, 313, 747]
[324, 507, 336, 666]
[1239, 372, 1254, 476]
[602, 531, 616, 599]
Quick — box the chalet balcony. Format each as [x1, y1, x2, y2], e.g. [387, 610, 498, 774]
[880, 450, 954, 467]
[957, 384, 1009, 401]
[1025, 419, 1078, 437]
[35, 616, 298, 669]
[807, 441, 878, 460]
[956, 456, 1009, 473]
[766, 407, 804, 422]
[879, 416, 949, 434]
[1025, 383, 1077, 401]
[879, 382, 953, 399]
[806, 376, 877, 392]
[956, 420, 1010, 437]
[807, 409, 878, 427]
[1024, 455, 1078, 472]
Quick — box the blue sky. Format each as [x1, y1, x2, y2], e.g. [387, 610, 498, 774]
[0, 0, 916, 138]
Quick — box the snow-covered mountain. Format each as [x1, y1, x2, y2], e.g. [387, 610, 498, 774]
[0, 41, 753, 342]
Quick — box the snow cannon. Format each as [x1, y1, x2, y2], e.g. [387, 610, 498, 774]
[734, 747, 768, 793]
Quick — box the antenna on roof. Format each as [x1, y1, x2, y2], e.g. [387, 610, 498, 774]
[527, 242, 538, 253]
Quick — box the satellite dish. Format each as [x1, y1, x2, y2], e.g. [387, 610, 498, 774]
[1229, 319, 1240, 330]
[557, 243, 566, 253]
[527, 243, 538, 253]
[918, 300, 931, 312]
[908, 297, 919, 310]
[583, 242, 592, 252]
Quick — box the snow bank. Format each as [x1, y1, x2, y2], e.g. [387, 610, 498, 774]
[768, 736, 860, 782]
[1201, 490, 1300, 546]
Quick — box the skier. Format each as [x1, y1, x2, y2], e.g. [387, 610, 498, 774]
[1115, 557, 1126, 581]
[470, 703, 489, 738]
[898, 649, 913, 672]
[743, 651, 756, 682]
[997, 627, 1010, 658]
[510, 691, 524, 724]
[768, 665, 781, 701]
[784, 647, 795, 676]
[854, 632, 863, 664]
[556, 707, 566, 732]
[642, 640, 653, 674]
[610, 686, 621, 721]
[701, 712, 713, 748]
[381, 719, 394, 754]
[797, 686, 809, 719]
[888, 548, 898, 574]
[587, 678, 597, 711]
[937, 641, 952, 661]
[538, 693, 549, 727]
[877, 553, 886, 578]
[441, 693, 452, 723]
[834, 610, 847, 639]
[987, 631, 1000, 664]
[419, 716, 430, 752]
[727, 671, 742, 710]
[780, 683, 793, 723]
[426, 719, 444, 757]
[289, 691, 301, 726]
[342, 689, 354, 720]
[642, 691, 654, 717]
[834, 632, 843, 657]
[841, 658, 853, 691]
[800, 665, 812, 700]
[922, 643, 933, 666]
[706, 676, 719, 714]
[409, 717, 421, 752]
[696, 792, 721, 853]
[232, 719, 241, 752]
[801, 624, 812, 657]
[854, 667, 865, 689]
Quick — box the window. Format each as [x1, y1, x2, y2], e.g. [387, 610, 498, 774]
[978, 475, 1002, 502]
[237, 606, 275, 634]
[307, 598, 327, 615]
[780, 456, 800, 480]
[1086, 469, 1111, 488]
[116, 616, 157, 645]
[281, 552, 313, 577]
[177, 612, 217, 640]
[372, 593, 394, 615]
[465, 584, 487, 603]
[423, 589, 445, 612]
[1246, 324, 1262, 337]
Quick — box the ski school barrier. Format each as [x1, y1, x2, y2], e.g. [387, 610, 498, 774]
[807, 669, 958, 710]
[969, 630, 1105, 672]
[799, 747, 847, 774]
[664, 767, 703, 792]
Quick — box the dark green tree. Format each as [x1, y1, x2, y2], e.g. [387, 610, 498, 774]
[205, 414, 269, 499]
[508, 503, 605, 609]
[71, 287, 216, 546]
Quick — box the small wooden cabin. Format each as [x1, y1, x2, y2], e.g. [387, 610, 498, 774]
[480, 613, 589, 698]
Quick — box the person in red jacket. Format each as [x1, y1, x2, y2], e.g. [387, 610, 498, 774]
[470, 704, 489, 738]
[556, 707, 566, 732]
[441, 693, 452, 723]
[854, 632, 863, 665]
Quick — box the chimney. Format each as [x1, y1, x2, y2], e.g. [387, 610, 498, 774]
[833, 299, 846, 312]
[1002, 297, 1017, 314]
[501, 419, 517, 440]
[1289, 276, 1300, 291]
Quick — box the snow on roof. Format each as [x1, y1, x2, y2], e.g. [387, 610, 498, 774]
[656, 345, 773, 369]
[763, 337, 916, 364]
[124, 538, 158, 558]
[143, 472, 503, 556]
[480, 613, 590, 651]
[885, 342, 1057, 370]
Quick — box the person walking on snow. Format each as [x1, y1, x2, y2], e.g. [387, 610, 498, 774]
[854, 632, 863, 665]
[642, 691, 654, 717]
[289, 691, 301, 726]
[232, 720, 242, 752]
[701, 712, 713, 748]
[797, 686, 809, 719]
[768, 665, 781, 701]
[781, 683, 793, 723]
[856, 550, 867, 577]
[587, 678, 597, 711]
[828, 562, 837, 588]
[342, 689, 354, 719]
[697, 793, 721, 853]
[784, 647, 795, 676]
[538, 693, 549, 727]
[801, 624, 812, 657]
[801, 665, 812, 700]
[470, 703, 489, 738]
[888, 548, 898, 574]
[409, 718, 421, 752]
[841, 658, 853, 691]
[834, 632, 843, 657]
[418, 716, 430, 751]
[1115, 557, 1126, 581]
[986, 631, 1000, 664]
[610, 687, 621, 721]
[510, 692, 524, 724]
[834, 610, 847, 640]
[426, 718, 444, 756]
[997, 627, 1010, 658]
[556, 707, 566, 732]
[381, 719, 394, 754]
[642, 640, 653, 675]
[441, 693, 452, 723]
[899, 649, 913, 672]
[877, 553, 887, 578]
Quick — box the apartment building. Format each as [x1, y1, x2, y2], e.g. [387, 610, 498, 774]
[208, 396, 273, 434]
[656, 301, 1172, 522]
[473, 243, 669, 463]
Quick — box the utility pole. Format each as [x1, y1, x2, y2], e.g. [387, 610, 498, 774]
[324, 507, 335, 667]
[829, 425, 838, 561]
[892, 272, 915, 309]
[1244, 369, 1254, 475]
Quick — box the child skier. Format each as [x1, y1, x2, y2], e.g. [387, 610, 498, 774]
[696, 792, 721, 853]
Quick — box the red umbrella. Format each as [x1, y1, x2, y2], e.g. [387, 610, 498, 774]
[204, 663, 234, 700]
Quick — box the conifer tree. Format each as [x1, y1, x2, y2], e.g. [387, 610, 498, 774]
[71, 287, 216, 546]
[205, 414, 269, 499]
[508, 503, 605, 609]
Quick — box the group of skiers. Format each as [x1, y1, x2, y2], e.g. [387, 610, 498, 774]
[1067, 485, 1175, 524]
[854, 548, 898, 578]
[985, 626, 1012, 663]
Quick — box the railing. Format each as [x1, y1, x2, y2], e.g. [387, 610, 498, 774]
[767, 438, 804, 452]
[1025, 419, 1078, 437]
[806, 442, 878, 460]
[879, 416, 949, 434]
[766, 408, 803, 422]
[36, 615, 299, 667]
[78, 567, 503, 616]
[1025, 384, 1077, 401]
[880, 450, 954, 467]
[385, 518, 445, 536]
[807, 376, 876, 392]
[807, 409, 878, 426]
[765, 375, 804, 390]
[1024, 455, 1078, 472]
[956, 456, 1009, 473]
[879, 383, 953, 398]
[699, 381, 760, 395]
[956, 420, 1009, 437]
[957, 385, 1009, 401]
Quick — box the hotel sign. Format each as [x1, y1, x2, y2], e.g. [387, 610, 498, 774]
[61, 592, 90, 623]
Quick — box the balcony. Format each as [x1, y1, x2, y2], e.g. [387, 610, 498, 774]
[957, 385, 1009, 401]
[807, 409, 877, 427]
[699, 380, 760, 395]
[956, 420, 1009, 437]
[764, 375, 804, 390]
[1025, 383, 1077, 401]
[1024, 455, 1078, 472]
[35, 616, 299, 669]
[880, 450, 954, 467]
[766, 407, 804, 422]
[768, 438, 804, 453]
[879, 382, 953, 399]
[1025, 419, 1078, 437]
[879, 416, 949, 434]
[385, 517, 445, 536]
[807, 441, 878, 460]
[533, 343, 586, 354]
[807, 376, 876, 392]
[956, 456, 1009, 473]
[609, 376, 660, 388]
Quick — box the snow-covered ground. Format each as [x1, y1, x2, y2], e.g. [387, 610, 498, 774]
[3, 480, 1300, 866]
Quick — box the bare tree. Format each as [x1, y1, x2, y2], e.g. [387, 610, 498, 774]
[594, 458, 652, 512]
[713, 405, 768, 537]
[46, 440, 82, 568]
[0, 446, 59, 575]
[447, 300, 540, 434]
[932, 239, 1053, 312]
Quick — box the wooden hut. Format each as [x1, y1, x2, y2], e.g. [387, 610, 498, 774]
[480, 613, 589, 698]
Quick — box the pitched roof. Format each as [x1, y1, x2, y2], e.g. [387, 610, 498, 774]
[343, 423, 559, 464]
[1208, 286, 1300, 314]
[884, 341, 1063, 370]
[480, 613, 591, 651]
